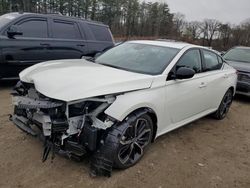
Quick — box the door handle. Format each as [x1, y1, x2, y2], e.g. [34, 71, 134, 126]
[77, 44, 85, 47]
[223, 74, 229, 78]
[199, 82, 207, 88]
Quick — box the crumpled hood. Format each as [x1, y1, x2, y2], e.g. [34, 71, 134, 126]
[227, 60, 250, 73]
[20, 59, 154, 102]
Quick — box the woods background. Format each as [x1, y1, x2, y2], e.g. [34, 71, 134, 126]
[0, 0, 249, 50]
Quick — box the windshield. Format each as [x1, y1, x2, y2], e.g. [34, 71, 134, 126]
[95, 42, 180, 75]
[0, 13, 19, 28]
[224, 48, 250, 63]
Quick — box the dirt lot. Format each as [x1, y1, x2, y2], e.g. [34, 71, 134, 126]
[0, 82, 249, 188]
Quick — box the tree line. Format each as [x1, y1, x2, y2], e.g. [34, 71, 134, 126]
[0, 0, 249, 50]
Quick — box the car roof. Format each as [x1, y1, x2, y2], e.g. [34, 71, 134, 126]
[127, 40, 194, 49]
[8, 12, 108, 27]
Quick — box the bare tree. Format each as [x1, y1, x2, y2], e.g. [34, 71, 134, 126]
[219, 23, 232, 49]
[241, 19, 250, 45]
[184, 21, 202, 40]
[200, 19, 221, 46]
[173, 13, 185, 38]
[0, 0, 249, 50]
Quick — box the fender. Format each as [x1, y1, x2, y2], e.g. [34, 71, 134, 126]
[104, 83, 171, 137]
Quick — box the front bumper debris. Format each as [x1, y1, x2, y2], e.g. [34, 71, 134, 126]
[10, 115, 37, 136]
[12, 96, 63, 109]
[10, 82, 117, 177]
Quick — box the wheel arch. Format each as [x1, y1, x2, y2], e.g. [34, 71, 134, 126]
[126, 107, 158, 142]
[228, 86, 235, 95]
[104, 88, 166, 142]
[107, 106, 158, 142]
[215, 86, 235, 110]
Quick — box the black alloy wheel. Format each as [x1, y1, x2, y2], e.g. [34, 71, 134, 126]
[213, 89, 233, 120]
[111, 114, 153, 169]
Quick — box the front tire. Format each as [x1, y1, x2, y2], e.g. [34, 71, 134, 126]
[115, 114, 153, 169]
[100, 113, 153, 170]
[213, 89, 233, 120]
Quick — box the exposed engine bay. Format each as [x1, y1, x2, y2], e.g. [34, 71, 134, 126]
[10, 81, 118, 177]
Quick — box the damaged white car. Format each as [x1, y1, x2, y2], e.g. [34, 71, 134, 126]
[10, 40, 237, 176]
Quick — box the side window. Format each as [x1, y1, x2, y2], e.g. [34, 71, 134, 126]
[203, 50, 222, 71]
[176, 49, 202, 73]
[87, 24, 112, 41]
[16, 19, 48, 38]
[52, 20, 81, 39]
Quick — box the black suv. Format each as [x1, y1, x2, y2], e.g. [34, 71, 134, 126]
[0, 12, 114, 79]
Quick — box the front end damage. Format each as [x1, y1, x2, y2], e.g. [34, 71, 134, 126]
[10, 81, 118, 177]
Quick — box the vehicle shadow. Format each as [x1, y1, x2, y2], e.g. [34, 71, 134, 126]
[0, 80, 17, 89]
[234, 94, 250, 103]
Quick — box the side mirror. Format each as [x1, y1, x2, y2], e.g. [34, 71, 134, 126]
[81, 56, 92, 60]
[7, 25, 23, 39]
[176, 67, 195, 79]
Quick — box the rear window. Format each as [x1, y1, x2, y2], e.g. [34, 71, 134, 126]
[52, 20, 81, 39]
[88, 24, 112, 41]
[203, 50, 223, 71]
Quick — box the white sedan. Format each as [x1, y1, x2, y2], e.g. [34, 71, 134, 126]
[11, 40, 237, 176]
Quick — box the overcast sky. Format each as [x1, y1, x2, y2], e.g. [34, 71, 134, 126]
[151, 0, 250, 24]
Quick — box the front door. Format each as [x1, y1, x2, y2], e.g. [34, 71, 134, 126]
[165, 49, 208, 124]
[1, 17, 50, 78]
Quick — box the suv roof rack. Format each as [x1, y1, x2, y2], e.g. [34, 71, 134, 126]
[15, 12, 105, 25]
[44, 12, 63, 15]
[43, 12, 104, 25]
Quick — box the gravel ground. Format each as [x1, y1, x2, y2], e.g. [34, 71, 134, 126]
[0, 81, 249, 188]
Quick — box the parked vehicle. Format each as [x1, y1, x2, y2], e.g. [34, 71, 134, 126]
[223, 46, 250, 96]
[10, 40, 237, 176]
[0, 12, 114, 80]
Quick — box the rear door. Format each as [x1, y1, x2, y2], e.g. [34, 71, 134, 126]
[47, 19, 87, 60]
[200, 49, 228, 110]
[1, 17, 50, 77]
[83, 23, 115, 56]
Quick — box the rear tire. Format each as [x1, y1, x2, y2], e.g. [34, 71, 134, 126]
[213, 89, 233, 120]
